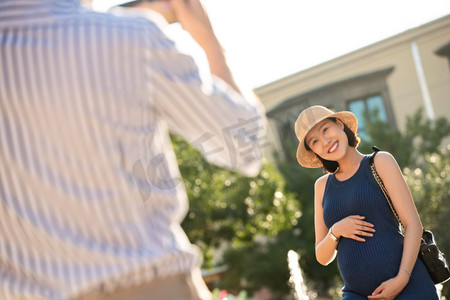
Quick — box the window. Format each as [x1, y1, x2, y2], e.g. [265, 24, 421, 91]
[348, 95, 387, 140]
[435, 41, 450, 69]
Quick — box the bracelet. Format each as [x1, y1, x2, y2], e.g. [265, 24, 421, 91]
[328, 226, 340, 242]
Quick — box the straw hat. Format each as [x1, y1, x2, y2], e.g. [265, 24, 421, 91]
[294, 105, 358, 168]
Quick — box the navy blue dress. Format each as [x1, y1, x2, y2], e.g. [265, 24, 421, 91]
[322, 156, 438, 299]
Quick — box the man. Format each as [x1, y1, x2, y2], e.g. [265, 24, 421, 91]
[0, 0, 266, 299]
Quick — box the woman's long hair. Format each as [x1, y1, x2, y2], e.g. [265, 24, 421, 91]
[304, 117, 360, 173]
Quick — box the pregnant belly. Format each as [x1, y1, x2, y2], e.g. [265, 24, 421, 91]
[337, 233, 404, 296]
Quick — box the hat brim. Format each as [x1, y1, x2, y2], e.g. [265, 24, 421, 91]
[296, 111, 358, 168]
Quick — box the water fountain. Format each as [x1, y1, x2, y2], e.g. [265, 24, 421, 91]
[287, 250, 316, 300]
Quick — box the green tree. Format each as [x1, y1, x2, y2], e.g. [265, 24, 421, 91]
[172, 135, 300, 270]
[358, 108, 411, 168]
[276, 146, 342, 298]
[404, 146, 450, 297]
[219, 228, 303, 298]
[404, 108, 450, 167]
[359, 107, 450, 168]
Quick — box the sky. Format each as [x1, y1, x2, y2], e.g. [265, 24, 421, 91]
[93, 0, 450, 89]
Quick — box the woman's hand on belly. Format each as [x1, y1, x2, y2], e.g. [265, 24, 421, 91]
[367, 272, 409, 300]
[333, 215, 375, 242]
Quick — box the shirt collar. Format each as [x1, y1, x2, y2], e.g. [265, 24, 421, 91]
[0, 0, 82, 21]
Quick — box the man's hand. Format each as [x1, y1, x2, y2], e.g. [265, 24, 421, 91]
[171, 0, 242, 93]
[132, 1, 176, 23]
[171, 0, 216, 46]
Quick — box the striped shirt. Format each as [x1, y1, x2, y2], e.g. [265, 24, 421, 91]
[0, 1, 265, 299]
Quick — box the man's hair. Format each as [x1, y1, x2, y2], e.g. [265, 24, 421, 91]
[304, 117, 360, 173]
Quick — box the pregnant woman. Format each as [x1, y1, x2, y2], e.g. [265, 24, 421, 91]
[294, 105, 438, 299]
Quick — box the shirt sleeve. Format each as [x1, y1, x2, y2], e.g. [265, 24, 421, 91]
[144, 23, 266, 177]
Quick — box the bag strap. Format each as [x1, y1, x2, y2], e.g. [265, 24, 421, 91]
[369, 146, 404, 229]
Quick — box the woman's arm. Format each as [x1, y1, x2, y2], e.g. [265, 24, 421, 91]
[314, 174, 339, 266]
[368, 151, 423, 299]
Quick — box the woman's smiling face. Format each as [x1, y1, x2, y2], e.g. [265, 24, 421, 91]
[305, 118, 348, 161]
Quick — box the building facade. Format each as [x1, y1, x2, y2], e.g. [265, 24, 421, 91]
[255, 15, 450, 160]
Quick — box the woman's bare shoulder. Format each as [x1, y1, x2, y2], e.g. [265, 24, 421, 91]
[373, 151, 404, 183]
[315, 173, 330, 191]
[373, 151, 398, 169]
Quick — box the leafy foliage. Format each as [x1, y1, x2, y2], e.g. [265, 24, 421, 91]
[404, 108, 450, 166]
[219, 231, 298, 298]
[172, 135, 300, 270]
[404, 146, 450, 297]
[359, 107, 450, 169]
[357, 109, 411, 168]
[276, 151, 341, 297]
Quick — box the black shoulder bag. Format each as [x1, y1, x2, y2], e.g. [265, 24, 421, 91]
[369, 146, 450, 284]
